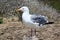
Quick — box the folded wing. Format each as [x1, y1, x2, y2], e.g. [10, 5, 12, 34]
[31, 15, 48, 26]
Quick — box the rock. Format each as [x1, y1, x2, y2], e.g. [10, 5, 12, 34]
[32, 35, 39, 40]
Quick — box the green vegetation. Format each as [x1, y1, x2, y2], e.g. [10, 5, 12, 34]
[17, 11, 22, 21]
[39, 0, 60, 10]
[0, 17, 3, 24]
[0, 11, 3, 24]
[0, 11, 3, 17]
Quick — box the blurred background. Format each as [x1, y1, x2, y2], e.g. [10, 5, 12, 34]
[0, 0, 60, 40]
[0, 0, 60, 24]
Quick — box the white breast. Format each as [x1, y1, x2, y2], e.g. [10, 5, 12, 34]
[22, 12, 31, 23]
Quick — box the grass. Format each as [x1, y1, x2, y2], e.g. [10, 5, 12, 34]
[0, 17, 3, 24]
[39, 0, 60, 10]
[17, 11, 22, 21]
[0, 11, 3, 17]
[0, 11, 4, 24]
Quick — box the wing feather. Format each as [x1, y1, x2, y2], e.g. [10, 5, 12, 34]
[31, 15, 48, 26]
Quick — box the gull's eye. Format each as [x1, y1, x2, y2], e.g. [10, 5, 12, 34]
[23, 8, 25, 10]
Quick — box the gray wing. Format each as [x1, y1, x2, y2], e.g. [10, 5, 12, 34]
[31, 14, 48, 26]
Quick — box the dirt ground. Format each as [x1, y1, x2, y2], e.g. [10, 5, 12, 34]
[0, 22, 60, 40]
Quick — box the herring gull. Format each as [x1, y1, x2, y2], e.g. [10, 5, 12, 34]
[16, 6, 48, 27]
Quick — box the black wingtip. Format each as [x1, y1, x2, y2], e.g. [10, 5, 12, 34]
[45, 22, 54, 24]
[38, 22, 54, 26]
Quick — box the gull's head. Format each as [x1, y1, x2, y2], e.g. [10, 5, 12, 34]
[16, 6, 29, 13]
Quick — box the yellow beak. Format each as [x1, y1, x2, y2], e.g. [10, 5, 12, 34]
[15, 8, 21, 13]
